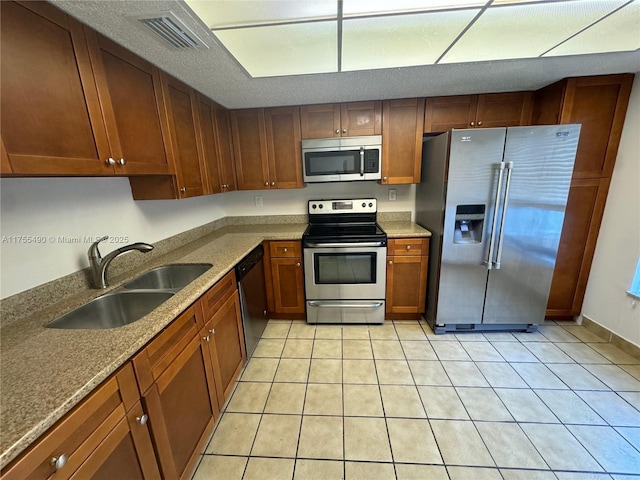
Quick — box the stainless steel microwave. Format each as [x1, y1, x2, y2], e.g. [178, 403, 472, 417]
[301, 135, 382, 183]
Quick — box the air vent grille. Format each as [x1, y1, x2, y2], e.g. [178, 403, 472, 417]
[136, 13, 205, 49]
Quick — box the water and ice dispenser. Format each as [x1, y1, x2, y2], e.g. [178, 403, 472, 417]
[453, 205, 485, 244]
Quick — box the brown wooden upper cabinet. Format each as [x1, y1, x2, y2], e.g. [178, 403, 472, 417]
[0, 1, 113, 176]
[300, 101, 382, 138]
[381, 98, 425, 184]
[424, 92, 533, 133]
[84, 29, 174, 176]
[197, 95, 237, 194]
[231, 107, 303, 190]
[532, 75, 633, 179]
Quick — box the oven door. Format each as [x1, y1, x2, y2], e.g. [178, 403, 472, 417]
[303, 245, 386, 300]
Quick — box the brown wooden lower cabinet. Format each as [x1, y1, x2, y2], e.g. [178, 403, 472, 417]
[0, 363, 159, 480]
[134, 304, 219, 480]
[264, 240, 305, 316]
[386, 238, 429, 315]
[546, 177, 610, 318]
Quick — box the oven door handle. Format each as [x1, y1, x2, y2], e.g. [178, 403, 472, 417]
[304, 241, 386, 248]
[308, 301, 384, 308]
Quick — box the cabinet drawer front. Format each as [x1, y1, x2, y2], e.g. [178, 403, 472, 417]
[202, 270, 237, 320]
[269, 241, 301, 258]
[1, 364, 137, 480]
[388, 238, 430, 256]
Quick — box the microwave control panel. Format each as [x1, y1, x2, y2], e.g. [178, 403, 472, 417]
[364, 150, 379, 173]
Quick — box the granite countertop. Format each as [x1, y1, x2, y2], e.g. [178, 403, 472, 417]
[0, 220, 430, 468]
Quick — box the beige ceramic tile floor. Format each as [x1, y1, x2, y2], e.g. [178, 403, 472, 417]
[193, 320, 640, 480]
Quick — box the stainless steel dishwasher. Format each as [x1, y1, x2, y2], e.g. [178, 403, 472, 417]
[235, 245, 268, 360]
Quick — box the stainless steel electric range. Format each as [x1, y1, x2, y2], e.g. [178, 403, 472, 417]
[302, 198, 387, 324]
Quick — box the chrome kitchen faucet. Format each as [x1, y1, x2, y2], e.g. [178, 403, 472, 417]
[88, 236, 154, 288]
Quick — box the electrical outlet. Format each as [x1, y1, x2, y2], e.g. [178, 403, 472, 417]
[388, 189, 397, 201]
[254, 195, 263, 207]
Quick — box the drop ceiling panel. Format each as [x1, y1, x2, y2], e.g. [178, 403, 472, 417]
[440, 0, 629, 63]
[342, 9, 480, 71]
[214, 22, 337, 77]
[545, 1, 640, 56]
[342, 0, 487, 16]
[186, 0, 337, 28]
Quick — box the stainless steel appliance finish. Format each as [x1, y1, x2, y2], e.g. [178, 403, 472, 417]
[416, 125, 580, 333]
[303, 199, 387, 324]
[302, 135, 382, 183]
[235, 245, 268, 359]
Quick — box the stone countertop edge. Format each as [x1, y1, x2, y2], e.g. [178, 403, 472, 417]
[0, 221, 430, 468]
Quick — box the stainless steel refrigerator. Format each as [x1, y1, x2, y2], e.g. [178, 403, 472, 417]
[416, 125, 580, 334]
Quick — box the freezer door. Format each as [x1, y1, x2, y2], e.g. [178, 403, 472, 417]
[483, 125, 580, 324]
[437, 128, 507, 324]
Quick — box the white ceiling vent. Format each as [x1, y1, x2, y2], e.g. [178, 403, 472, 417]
[135, 12, 207, 49]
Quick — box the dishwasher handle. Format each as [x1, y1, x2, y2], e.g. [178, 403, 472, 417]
[235, 244, 264, 282]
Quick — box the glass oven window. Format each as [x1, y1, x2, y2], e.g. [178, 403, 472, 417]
[305, 151, 359, 175]
[314, 252, 376, 284]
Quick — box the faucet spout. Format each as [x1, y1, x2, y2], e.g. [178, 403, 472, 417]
[88, 237, 154, 288]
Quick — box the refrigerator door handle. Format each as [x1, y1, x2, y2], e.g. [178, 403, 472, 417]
[494, 161, 514, 269]
[485, 162, 506, 270]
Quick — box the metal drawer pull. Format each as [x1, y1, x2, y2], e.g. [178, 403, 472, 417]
[136, 414, 149, 425]
[308, 301, 383, 308]
[50, 454, 67, 471]
[283, 247, 288, 253]
[106, 158, 116, 166]
[406, 245, 411, 250]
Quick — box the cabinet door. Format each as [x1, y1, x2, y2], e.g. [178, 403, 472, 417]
[475, 92, 533, 128]
[214, 108, 237, 192]
[84, 30, 173, 176]
[271, 257, 305, 314]
[68, 402, 160, 480]
[547, 178, 610, 318]
[340, 102, 382, 136]
[206, 291, 246, 405]
[382, 98, 425, 184]
[265, 107, 303, 189]
[386, 255, 428, 314]
[162, 74, 206, 198]
[0, 1, 112, 175]
[231, 109, 270, 190]
[197, 95, 223, 194]
[424, 95, 477, 133]
[300, 104, 341, 139]
[559, 75, 633, 179]
[143, 334, 218, 480]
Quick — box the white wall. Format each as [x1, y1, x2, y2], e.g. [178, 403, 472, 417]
[222, 182, 415, 218]
[0, 177, 224, 298]
[581, 73, 640, 346]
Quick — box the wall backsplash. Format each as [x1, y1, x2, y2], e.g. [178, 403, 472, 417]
[0, 178, 414, 299]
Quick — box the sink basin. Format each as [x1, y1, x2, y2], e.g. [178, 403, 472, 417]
[47, 291, 174, 329]
[123, 263, 212, 291]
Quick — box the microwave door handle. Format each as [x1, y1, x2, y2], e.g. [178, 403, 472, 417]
[360, 147, 365, 176]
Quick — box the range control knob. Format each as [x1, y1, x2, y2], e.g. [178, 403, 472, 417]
[369, 202, 373, 207]
[312, 204, 317, 209]
[362, 202, 366, 207]
[319, 204, 323, 209]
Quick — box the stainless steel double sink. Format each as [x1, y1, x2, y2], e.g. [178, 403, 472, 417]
[47, 264, 212, 330]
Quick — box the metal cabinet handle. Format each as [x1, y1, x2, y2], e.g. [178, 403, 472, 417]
[296, 262, 301, 267]
[335, 129, 340, 134]
[106, 158, 116, 166]
[342, 128, 347, 134]
[388, 260, 393, 265]
[118, 158, 126, 165]
[136, 414, 149, 425]
[271, 181, 275, 186]
[486, 162, 506, 270]
[494, 161, 513, 270]
[470, 121, 475, 127]
[50, 454, 67, 471]
[180, 187, 186, 193]
[406, 245, 411, 250]
[382, 176, 388, 182]
[203, 335, 210, 342]
[283, 247, 288, 253]
[209, 328, 215, 334]
[265, 181, 269, 186]
[477, 121, 483, 126]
